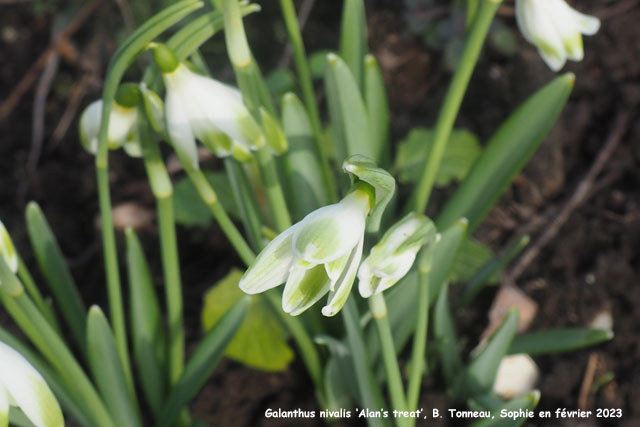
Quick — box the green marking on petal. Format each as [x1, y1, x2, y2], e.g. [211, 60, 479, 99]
[282, 264, 331, 316]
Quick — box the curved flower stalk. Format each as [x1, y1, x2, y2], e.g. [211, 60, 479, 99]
[0, 341, 64, 427]
[358, 213, 436, 298]
[515, 0, 600, 71]
[150, 43, 265, 169]
[239, 182, 373, 317]
[0, 220, 17, 275]
[79, 83, 145, 157]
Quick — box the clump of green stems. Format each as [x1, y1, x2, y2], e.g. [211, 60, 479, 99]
[0, 1, 613, 426]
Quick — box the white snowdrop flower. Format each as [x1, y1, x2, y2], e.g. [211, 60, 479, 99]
[79, 83, 145, 157]
[79, 100, 139, 156]
[493, 354, 540, 399]
[516, 0, 600, 71]
[239, 182, 374, 317]
[358, 213, 435, 298]
[0, 341, 64, 427]
[152, 44, 264, 170]
[0, 220, 18, 274]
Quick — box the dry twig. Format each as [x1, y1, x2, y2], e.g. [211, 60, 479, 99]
[506, 111, 632, 284]
[0, 0, 103, 122]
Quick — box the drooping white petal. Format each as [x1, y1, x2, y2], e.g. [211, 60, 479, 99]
[571, 8, 600, 36]
[292, 190, 369, 264]
[321, 236, 364, 317]
[0, 342, 64, 427]
[108, 104, 138, 148]
[282, 264, 331, 316]
[325, 251, 350, 289]
[239, 224, 298, 294]
[164, 83, 200, 170]
[79, 100, 102, 154]
[516, 0, 599, 71]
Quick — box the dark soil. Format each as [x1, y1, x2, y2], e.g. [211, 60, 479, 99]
[1, 0, 639, 426]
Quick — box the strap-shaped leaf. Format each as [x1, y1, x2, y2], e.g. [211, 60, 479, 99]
[343, 155, 395, 232]
[453, 310, 519, 399]
[124, 229, 166, 416]
[437, 73, 575, 231]
[428, 219, 468, 303]
[25, 202, 86, 352]
[282, 93, 330, 220]
[509, 327, 614, 356]
[364, 55, 390, 166]
[158, 297, 249, 427]
[339, 0, 367, 88]
[325, 54, 375, 162]
[434, 285, 461, 386]
[87, 307, 141, 427]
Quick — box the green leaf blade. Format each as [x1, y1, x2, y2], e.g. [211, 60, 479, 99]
[25, 202, 87, 352]
[124, 229, 167, 416]
[437, 73, 575, 231]
[87, 307, 142, 427]
[509, 328, 614, 356]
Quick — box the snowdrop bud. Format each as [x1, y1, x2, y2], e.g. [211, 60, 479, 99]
[515, 0, 600, 71]
[239, 181, 374, 317]
[79, 96, 139, 156]
[0, 341, 64, 427]
[493, 354, 540, 399]
[222, 0, 252, 67]
[358, 213, 436, 298]
[0, 220, 17, 275]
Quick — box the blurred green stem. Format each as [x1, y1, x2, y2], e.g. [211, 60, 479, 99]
[157, 196, 184, 384]
[96, 166, 132, 385]
[224, 158, 264, 251]
[370, 293, 410, 427]
[185, 167, 256, 266]
[279, 0, 337, 201]
[407, 271, 429, 416]
[255, 145, 292, 232]
[412, 0, 502, 213]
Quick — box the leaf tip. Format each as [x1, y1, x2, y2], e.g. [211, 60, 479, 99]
[562, 72, 576, 87]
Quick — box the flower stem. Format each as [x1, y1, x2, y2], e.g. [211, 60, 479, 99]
[279, 0, 337, 201]
[406, 271, 429, 415]
[411, 0, 502, 213]
[96, 165, 133, 387]
[369, 293, 410, 427]
[264, 291, 323, 390]
[156, 196, 184, 384]
[255, 145, 292, 232]
[223, 157, 264, 250]
[342, 298, 388, 427]
[185, 167, 256, 267]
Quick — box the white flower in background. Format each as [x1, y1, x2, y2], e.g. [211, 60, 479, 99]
[358, 213, 435, 298]
[0, 341, 64, 427]
[79, 100, 141, 156]
[515, 0, 600, 71]
[239, 183, 374, 317]
[493, 354, 540, 399]
[0, 220, 18, 274]
[151, 44, 264, 169]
